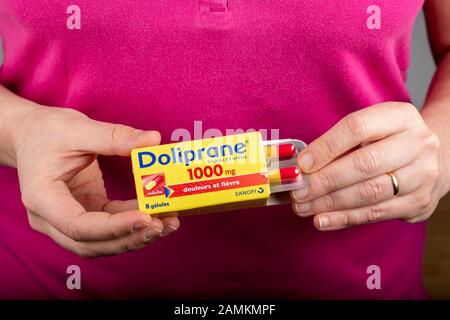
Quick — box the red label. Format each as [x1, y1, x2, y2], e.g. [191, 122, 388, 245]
[167, 173, 268, 198]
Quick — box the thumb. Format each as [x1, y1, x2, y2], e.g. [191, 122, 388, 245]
[80, 119, 161, 156]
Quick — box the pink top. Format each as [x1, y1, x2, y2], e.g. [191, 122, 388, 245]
[0, 0, 427, 299]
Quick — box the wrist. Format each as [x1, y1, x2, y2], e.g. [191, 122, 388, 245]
[0, 88, 39, 168]
[421, 107, 450, 196]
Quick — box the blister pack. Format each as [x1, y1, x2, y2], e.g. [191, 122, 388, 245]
[131, 132, 307, 216]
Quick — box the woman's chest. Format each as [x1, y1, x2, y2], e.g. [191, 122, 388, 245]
[2, 1, 423, 45]
[0, 1, 424, 142]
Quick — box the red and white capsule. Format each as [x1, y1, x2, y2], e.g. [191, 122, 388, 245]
[268, 166, 300, 184]
[264, 143, 297, 161]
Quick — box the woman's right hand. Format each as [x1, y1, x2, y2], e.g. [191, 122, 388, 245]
[7, 100, 179, 258]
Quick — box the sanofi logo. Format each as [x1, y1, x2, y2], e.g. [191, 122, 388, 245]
[138, 142, 247, 168]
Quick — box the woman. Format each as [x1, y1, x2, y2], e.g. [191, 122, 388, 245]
[0, 1, 449, 299]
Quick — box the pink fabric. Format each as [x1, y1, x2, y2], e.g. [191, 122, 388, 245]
[0, 1, 427, 299]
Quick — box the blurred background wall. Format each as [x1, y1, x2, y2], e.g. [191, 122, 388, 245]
[0, 10, 449, 298]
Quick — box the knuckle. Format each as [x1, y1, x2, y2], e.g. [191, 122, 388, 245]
[414, 192, 433, 210]
[21, 188, 47, 214]
[321, 136, 339, 160]
[359, 180, 384, 203]
[424, 132, 441, 150]
[350, 211, 366, 225]
[59, 109, 87, 127]
[105, 214, 120, 239]
[342, 211, 358, 227]
[63, 224, 85, 243]
[426, 164, 440, 181]
[342, 207, 384, 228]
[340, 211, 351, 227]
[316, 170, 335, 192]
[48, 110, 84, 135]
[366, 205, 385, 222]
[323, 193, 336, 211]
[59, 107, 84, 118]
[402, 102, 418, 113]
[109, 124, 132, 144]
[400, 103, 420, 120]
[353, 149, 382, 175]
[344, 113, 367, 138]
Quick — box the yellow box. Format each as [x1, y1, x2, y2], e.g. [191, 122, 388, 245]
[131, 132, 271, 216]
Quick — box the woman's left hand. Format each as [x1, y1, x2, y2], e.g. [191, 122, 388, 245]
[290, 102, 449, 231]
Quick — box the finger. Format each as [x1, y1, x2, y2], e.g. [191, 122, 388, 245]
[103, 199, 139, 213]
[160, 216, 180, 237]
[76, 119, 161, 156]
[292, 161, 424, 216]
[312, 193, 427, 231]
[297, 102, 418, 173]
[29, 212, 163, 258]
[292, 131, 422, 202]
[103, 199, 179, 236]
[84, 231, 159, 258]
[24, 181, 161, 242]
[66, 161, 109, 211]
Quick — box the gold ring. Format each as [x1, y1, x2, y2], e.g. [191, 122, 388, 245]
[387, 172, 400, 197]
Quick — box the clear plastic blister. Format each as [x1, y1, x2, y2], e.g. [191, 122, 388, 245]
[262, 138, 309, 206]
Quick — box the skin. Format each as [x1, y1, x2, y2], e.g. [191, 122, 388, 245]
[0, 1, 449, 256]
[0, 88, 180, 258]
[291, 1, 450, 231]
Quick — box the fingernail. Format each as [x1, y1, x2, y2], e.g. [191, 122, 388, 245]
[144, 228, 160, 242]
[319, 216, 330, 229]
[293, 187, 309, 200]
[131, 222, 149, 233]
[161, 225, 179, 237]
[296, 202, 311, 214]
[298, 152, 314, 172]
[151, 223, 163, 233]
